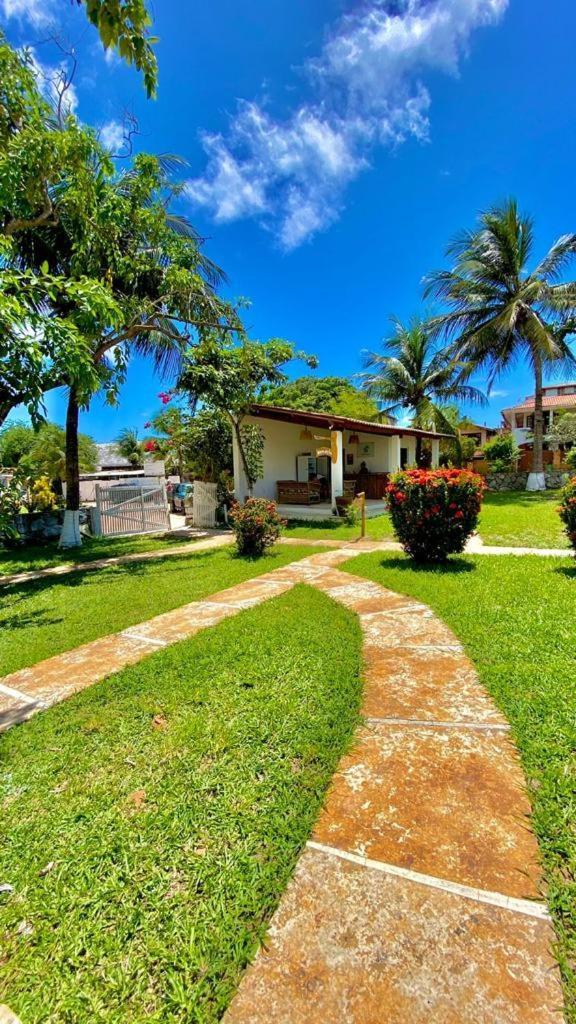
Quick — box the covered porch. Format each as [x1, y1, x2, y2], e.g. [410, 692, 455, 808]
[233, 404, 445, 521]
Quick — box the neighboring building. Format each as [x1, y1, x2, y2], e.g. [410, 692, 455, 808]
[502, 383, 576, 445]
[232, 403, 447, 520]
[95, 443, 132, 472]
[459, 423, 499, 456]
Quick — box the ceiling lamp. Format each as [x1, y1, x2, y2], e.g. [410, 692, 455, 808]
[349, 432, 360, 445]
[316, 447, 331, 457]
[299, 426, 313, 441]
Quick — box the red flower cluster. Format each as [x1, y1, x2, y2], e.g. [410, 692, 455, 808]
[158, 390, 174, 405]
[386, 468, 485, 563]
[558, 476, 576, 555]
[229, 498, 286, 556]
[144, 439, 157, 452]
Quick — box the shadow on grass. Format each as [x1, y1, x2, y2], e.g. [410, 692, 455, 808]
[554, 564, 576, 579]
[380, 556, 476, 575]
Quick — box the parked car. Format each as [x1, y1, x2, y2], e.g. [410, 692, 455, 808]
[171, 481, 193, 513]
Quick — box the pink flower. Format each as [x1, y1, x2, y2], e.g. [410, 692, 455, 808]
[144, 421, 151, 429]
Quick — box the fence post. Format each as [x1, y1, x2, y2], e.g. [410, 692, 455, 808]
[140, 487, 146, 532]
[358, 491, 366, 540]
[93, 484, 102, 536]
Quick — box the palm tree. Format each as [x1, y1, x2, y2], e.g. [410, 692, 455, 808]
[115, 427, 145, 469]
[425, 200, 576, 489]
[361, 317, 485, 465]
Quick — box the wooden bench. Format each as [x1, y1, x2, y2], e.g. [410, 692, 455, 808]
[277, 480, 322, 505]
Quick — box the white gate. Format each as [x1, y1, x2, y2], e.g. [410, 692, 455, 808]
[192, 480, 218, 529]
[93, 484, 171, 537]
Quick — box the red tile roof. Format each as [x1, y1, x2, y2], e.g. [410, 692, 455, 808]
[510, 394, 576, 412]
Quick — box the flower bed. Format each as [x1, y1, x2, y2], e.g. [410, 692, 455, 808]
[386, 468, 485, 563]
[558, 477, 576, 553]
[230, 498, 286, 556]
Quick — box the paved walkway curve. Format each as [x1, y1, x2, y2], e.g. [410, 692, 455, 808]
[0, 550, 564, 1021]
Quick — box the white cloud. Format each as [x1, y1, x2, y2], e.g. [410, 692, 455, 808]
[1, 0, 54, 28]
[187, 0, 508, 249]
[100, 120, 125, 153]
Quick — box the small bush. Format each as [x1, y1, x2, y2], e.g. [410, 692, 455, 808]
[482, 432, 520, 471]
[558, 477, 576, 552]
[565, 448, 576, 472]
[230, 498, 286, 556]
[29, 475, 58, 512]
[386, 468, 485, 563]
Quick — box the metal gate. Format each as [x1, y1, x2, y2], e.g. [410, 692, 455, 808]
[192, 480, 218, 529]
[93, 483, 171, 537]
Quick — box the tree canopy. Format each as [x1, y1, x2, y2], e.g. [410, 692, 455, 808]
[78, 0, 158, 97]
[260, 375, 380, 420]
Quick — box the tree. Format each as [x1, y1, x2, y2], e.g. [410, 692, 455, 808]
[425, 200, 576, 490]
[0, 422, 35, 467]
[361, 317, 485, 465]
[2, 35, 240, 545]
[19, 422, 97, 488]
[76, 0, 158, 97]
[547, 412, 576, 447]
[178, 336, 317, 495]
[115, 427, 145, 468]
[260, 375, 379, 420]
[482, 432, 520, 472]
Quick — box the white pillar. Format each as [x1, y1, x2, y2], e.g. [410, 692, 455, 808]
[330, 430, 343, 511]
[388, 435, 401, 472]
[232, 430, 249, 503]
[431, 438, 440, 468]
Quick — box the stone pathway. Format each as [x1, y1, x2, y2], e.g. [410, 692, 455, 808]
[0, 550, 564, 1020]
[0, 532, 231, 587]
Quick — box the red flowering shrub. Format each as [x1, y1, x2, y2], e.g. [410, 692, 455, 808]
[143, 439, 157, 452]
[386, 468, 485, 563]
[558, 477, 576, 553]
[229, 498, 286, 556]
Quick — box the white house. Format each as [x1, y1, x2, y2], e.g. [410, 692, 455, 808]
[233, 404, 446, 519]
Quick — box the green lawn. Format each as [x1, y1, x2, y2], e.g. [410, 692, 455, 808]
[283, 489, 570, 550]
[0, 586, 362, 1024]
[284, 513, 395, 542]
[0, 530, 212, 577]
[478, 490, 569, 549]
[0, 544, 315, 676]
[342, 548, 576, 1018]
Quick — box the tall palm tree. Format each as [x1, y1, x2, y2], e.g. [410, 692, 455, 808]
[115, 427, 145, 469]
[425, 200, 576, 489]
[361, 317, 485, 465]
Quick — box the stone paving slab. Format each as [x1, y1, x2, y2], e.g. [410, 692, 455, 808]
[361, 646, 508, 724]
[223, 848, 563, 1024]
[311, 722, 542, 899]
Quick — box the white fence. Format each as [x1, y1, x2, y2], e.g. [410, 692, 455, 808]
[93, 483, 171, 537]
[192, 480, 218, 529]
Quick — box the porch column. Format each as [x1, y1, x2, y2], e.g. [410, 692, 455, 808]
[431, 438, 440, 468]
[232, 429, 249, 503]
[330, 430, 343, 512]
[389, 435, 401, 472]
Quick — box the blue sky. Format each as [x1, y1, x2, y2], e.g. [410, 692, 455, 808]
[3, 0, 576, 438]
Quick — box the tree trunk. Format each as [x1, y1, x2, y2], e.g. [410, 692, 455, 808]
[58, 387, 83, 547]
[527, 355, 546, 491]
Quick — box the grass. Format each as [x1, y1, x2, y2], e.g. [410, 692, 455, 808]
[0, 530, 210, 577]
[342, 548, 576, 1018]
[0, 585, 363, 1023]
[284, 513, 395, 542]
[478, 490, 569, 549]
[0, 544, 316, 676]
[284, 489, 570, 550]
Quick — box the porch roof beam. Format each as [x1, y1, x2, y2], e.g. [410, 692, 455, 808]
[248, 404, 451, 441]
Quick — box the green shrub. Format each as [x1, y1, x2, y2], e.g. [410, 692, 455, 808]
[558, 476, 576, 552]
[482, 432, 520, 471]
[565, 448, 576, 472]
[386, 468, 485, 563]
[230, 498, 286, 556]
